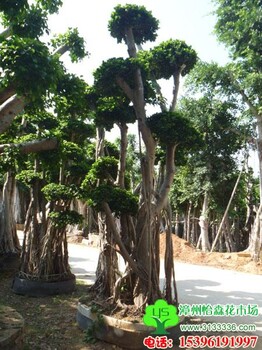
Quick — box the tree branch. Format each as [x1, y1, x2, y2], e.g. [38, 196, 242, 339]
[0, 138, 58, 154]
[115, 76, 134, 102]
[0, 27, 12, 39]
[228, 72, 258, 117]
[0, 94, 25, 134]
[0, 84, 16, 105]
[170, 65, 186, 112]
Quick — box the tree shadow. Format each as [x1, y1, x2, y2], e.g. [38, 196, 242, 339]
[160, 277, 262, 336]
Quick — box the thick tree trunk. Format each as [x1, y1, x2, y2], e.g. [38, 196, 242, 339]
[0, 172, 20, 254]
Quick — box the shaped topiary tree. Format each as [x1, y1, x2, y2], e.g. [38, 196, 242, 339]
[83, 4, 198, 309]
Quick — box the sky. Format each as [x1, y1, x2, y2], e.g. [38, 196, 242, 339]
[1, 1, 258, 171]
[47, 0, 230, 83]
[46, 0, 232, 137]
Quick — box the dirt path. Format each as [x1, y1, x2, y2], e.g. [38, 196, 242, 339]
[159, 233, 261, 275]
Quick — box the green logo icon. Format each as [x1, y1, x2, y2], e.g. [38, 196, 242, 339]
[143, 299, 180, 335]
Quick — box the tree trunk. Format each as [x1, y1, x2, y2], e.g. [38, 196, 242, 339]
[248, 204, 262, 261]
[116, 122, 128, 189]
[91, 212, 119, 297]
[248, 114, 262, 258]
[223, 215, 236, 252]
[0, 172, 20, 254]
[186, 202, 192, 242]
[198, 192, 210, 252]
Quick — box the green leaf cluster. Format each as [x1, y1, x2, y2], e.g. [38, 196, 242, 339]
[0, 37, 62, 97]
[147, 111, 200, 147]
[1, 5, 49, 39]
[42, 183, 78, 201]
[86, 184, 138, 217]
[36, 0, 63, 14]
[94, 57, 143, 94]
[83, 156, 118, 185]
[96, 97, 136, 131]
[0, 145, 24, 171]
[108, 4, 159, 44]
[48, 210, 83, 228]
[51, 28, 88, 62]
[214, 0, 262, 65]
[16, 169, 42, 186]
[0, 0, 28, 21]
[54, 73, 90, 117]
[145, 39, 198, 79]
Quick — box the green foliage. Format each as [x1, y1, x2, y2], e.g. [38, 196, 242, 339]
[51, 28, 88, 62]
[84, 304, 104, 344]
[147, 39, 198, 79]
[59, 119, 95, 142]
[185, 61, 234, 97]
[0, 145, 23, 171]
[0, 36, 62, 97]
[104, 140, 120, 159]
[16, 169, 42, 186]
[1, 5, 49, 39]
[214, 0, 262, 65]
[42, 183, 78, 201]
[54, 73, 91, 117]
[180, 97, 249, 157]
[170, 96, 251, 214]
[60, 140, 87, 162]
[96, 96, 136, 130]
[84, 156, 118, 184]
[94, 57, 142, 94]
[108, 4, 159, 44]
[86, 184, 138, 217]
[0, 0, 62, 19]
[186, 61, 261, 108]
[48, 210, 83, 228]
[22, 111, 59, 135]
[36, 0, 63, 14]
[0, 0, 28, 20]
[147, 111, 200, 147]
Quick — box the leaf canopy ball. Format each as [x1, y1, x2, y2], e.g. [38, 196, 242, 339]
[147, 111, 200, 147]
[96, 97, 136, 131]
[94, 57, 142, 93]
[108, 4, 159, 44]
[149, 39, 198, 79]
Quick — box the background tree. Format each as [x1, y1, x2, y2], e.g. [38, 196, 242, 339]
[186, 0, 261, 259]
[170, 96, 252, 252]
